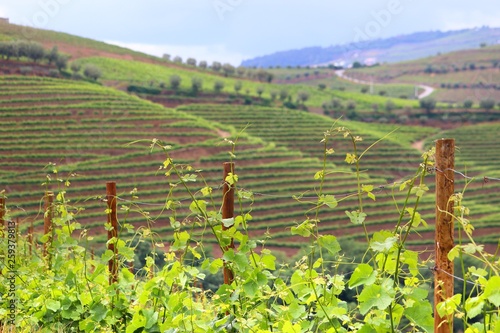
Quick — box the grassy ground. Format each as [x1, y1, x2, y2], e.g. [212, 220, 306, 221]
[73, 56, 419, 110]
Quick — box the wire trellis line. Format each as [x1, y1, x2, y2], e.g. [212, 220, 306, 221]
[430, 266, 482, 287]
[88, 166, 500, 210]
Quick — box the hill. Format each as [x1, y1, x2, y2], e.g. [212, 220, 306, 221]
[0, 75, 435, 255]
[0, 23, 499, 257]
[346, 44, 500, 104]
[241, 26, 500, 68]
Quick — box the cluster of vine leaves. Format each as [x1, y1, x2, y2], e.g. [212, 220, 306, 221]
[0, 125, 498, 332]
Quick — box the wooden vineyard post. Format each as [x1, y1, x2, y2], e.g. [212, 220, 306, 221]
[28, 220, 34, 256]
[222, 162, 236, 285]
[434, 139, 455, 333]
[43, 192, 53, 259]
[0, 197, 4, 278]
[0, 197, 5, 238]
[106, 182, 119, 285]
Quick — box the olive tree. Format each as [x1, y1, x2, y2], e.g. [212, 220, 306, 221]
[480, 99, 496, 110]
[256, 86, 265, 97]
[214, 80, 224, 93]
[191, 77, 203, 95]
[234, 81, 242, 94]
[222, 63, 235, 77]
[55, 55, 69, 72]
[169, 75, 181, 90]
[211, 61, 222, 72]
[279, 89, 289, 101]
[297, 90, 310, 104]
[83, 64, 102, 81]
[419, 98, 436, 114]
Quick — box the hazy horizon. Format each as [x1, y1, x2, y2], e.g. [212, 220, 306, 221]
[2, 0, 500, 65]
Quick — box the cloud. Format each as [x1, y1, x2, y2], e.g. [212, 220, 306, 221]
[440, 10, 500, 31]
[106, 41, 250, 66]
[0, 5, 8, 18]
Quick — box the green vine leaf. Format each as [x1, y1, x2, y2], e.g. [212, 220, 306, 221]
[484, 276, 500, 307]
[404, 301, 434, 333]
[358, 280, 395, 315]
[370, 230, 398, 253]
[345, 210, 367, 225]
[319, 194, 338, 208]
[45, 299, 61, 312]
[318, 235, 341, 256]
[291, 219, 313, 237]
[348, 264, 376, 289]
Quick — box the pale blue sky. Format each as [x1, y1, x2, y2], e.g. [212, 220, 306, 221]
[1, 0, 499, 65]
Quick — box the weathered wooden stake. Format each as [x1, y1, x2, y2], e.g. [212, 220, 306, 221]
[43, 192, 53, 258]
[129, 261, 134, 274]
[434, 139, 455, 333]
[106, 182, 119, 285]
[0, 197, 5, 238]
[28, 220, 34, 256]
[222, 162, 235, 285]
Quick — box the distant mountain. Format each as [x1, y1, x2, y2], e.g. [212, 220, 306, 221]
[241, 26, 500, 68]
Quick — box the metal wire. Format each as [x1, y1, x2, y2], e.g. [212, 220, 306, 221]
[430, 266, 482, 287]
[90, 166, 500, 209]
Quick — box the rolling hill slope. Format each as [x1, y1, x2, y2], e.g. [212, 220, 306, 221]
[346, 44, 500, 104]
[241, 26, 500, 67]
[0, 23, 498, 256]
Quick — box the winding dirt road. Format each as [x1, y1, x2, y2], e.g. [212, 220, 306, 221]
[334, 70, 435, 99]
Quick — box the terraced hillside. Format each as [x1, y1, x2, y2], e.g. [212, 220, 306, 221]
[347, 45, 500, 104]
[1, 72, 499, 259]
[424, 123, 500, 247]
[0, 75, 412, 256]
[0, 75, 252, 249]
[177, 104, 500, 251]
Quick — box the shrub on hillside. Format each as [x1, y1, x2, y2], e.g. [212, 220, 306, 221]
[256, 86, 265, 97]
[270, 90, 278, 100]
[169, 75, 181, 90]
[234, 81, 242, 94]
[222, 63, 235, 77]
[463, 100, 473, 109]
[385, 100, 396, 112]
[191, 77, 203, 95]
[70, 62, 81, 74]
[419, 98, 436, 113]
[214, 80, 224, 93]
[126, 85, 161, 95]
[211, 61, 221, 72]
[55, 55, 69, 72]
[83, 64, 102, 81]
[297, 90, 310, 104]
[346, 100, 356, 110]
[331, 98, 342, 110]
[46, 46, 59, 64]
[279, 89, 288, 101]
[236, 67, 245, 77]
[480, 99, 496, 110]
